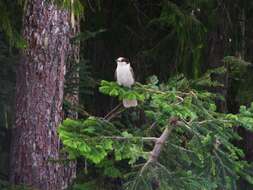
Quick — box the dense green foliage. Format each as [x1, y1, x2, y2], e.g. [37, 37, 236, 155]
[1, 0, 253, 189]
[59, 69, 253, 189]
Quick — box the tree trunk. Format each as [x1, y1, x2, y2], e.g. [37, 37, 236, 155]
[64, 15, 80, 119]
[206, 3, 229, 113]
[10, 0, 74, 189]
[61, 10, 81, 189]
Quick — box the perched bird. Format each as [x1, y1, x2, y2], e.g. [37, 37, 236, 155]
[115, 57, 138, 108]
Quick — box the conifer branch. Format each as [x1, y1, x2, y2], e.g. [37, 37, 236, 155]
[140, 117, 183, 175]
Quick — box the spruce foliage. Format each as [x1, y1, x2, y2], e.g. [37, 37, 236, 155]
[59, 68, 253, 190]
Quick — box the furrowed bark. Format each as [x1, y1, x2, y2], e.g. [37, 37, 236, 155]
[61, 10, 81, 189]
[10, 0, 74, 189]
[64, 15, 80, 119]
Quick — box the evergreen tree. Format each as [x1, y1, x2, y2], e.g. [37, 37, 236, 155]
[10, 0, 75, 189]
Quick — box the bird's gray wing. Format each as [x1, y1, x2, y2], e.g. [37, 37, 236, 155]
[130, 65, 135, 82]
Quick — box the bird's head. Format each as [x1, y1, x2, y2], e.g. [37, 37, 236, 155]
[116, 57, 129, 66]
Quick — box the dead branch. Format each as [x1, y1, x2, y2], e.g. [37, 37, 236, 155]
[103, 103, 123, 120]
[140, 117, 182, 175]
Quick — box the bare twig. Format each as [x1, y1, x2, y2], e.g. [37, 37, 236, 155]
[150, 121, 157, 129]
[103, 103, 123, 120]
[103, 136, 158, 142]
[134, 82, 187, 103]
[106, 107, 126, 121]
[87, 0, 96, 12]
[64, 101, 91, 117]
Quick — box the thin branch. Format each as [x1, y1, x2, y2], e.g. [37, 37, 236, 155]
[106, 107, 126, 121]
[150, 121, 157, 129]
[103, 136, 158, 142]
[103, 103, 123, 120]
[64, 101, 91, 117]
[134, 82, 188, 102]
[87, 0, 96, 12]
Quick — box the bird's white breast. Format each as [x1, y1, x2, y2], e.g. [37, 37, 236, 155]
[116, 64, 134, 88]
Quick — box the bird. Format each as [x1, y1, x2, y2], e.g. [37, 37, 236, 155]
[115, 57, 138, 108]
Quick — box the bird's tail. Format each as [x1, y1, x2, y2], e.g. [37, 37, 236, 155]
[123, 99, 138, 108]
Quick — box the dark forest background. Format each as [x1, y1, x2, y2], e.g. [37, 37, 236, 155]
[1, 0, 253, 189]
